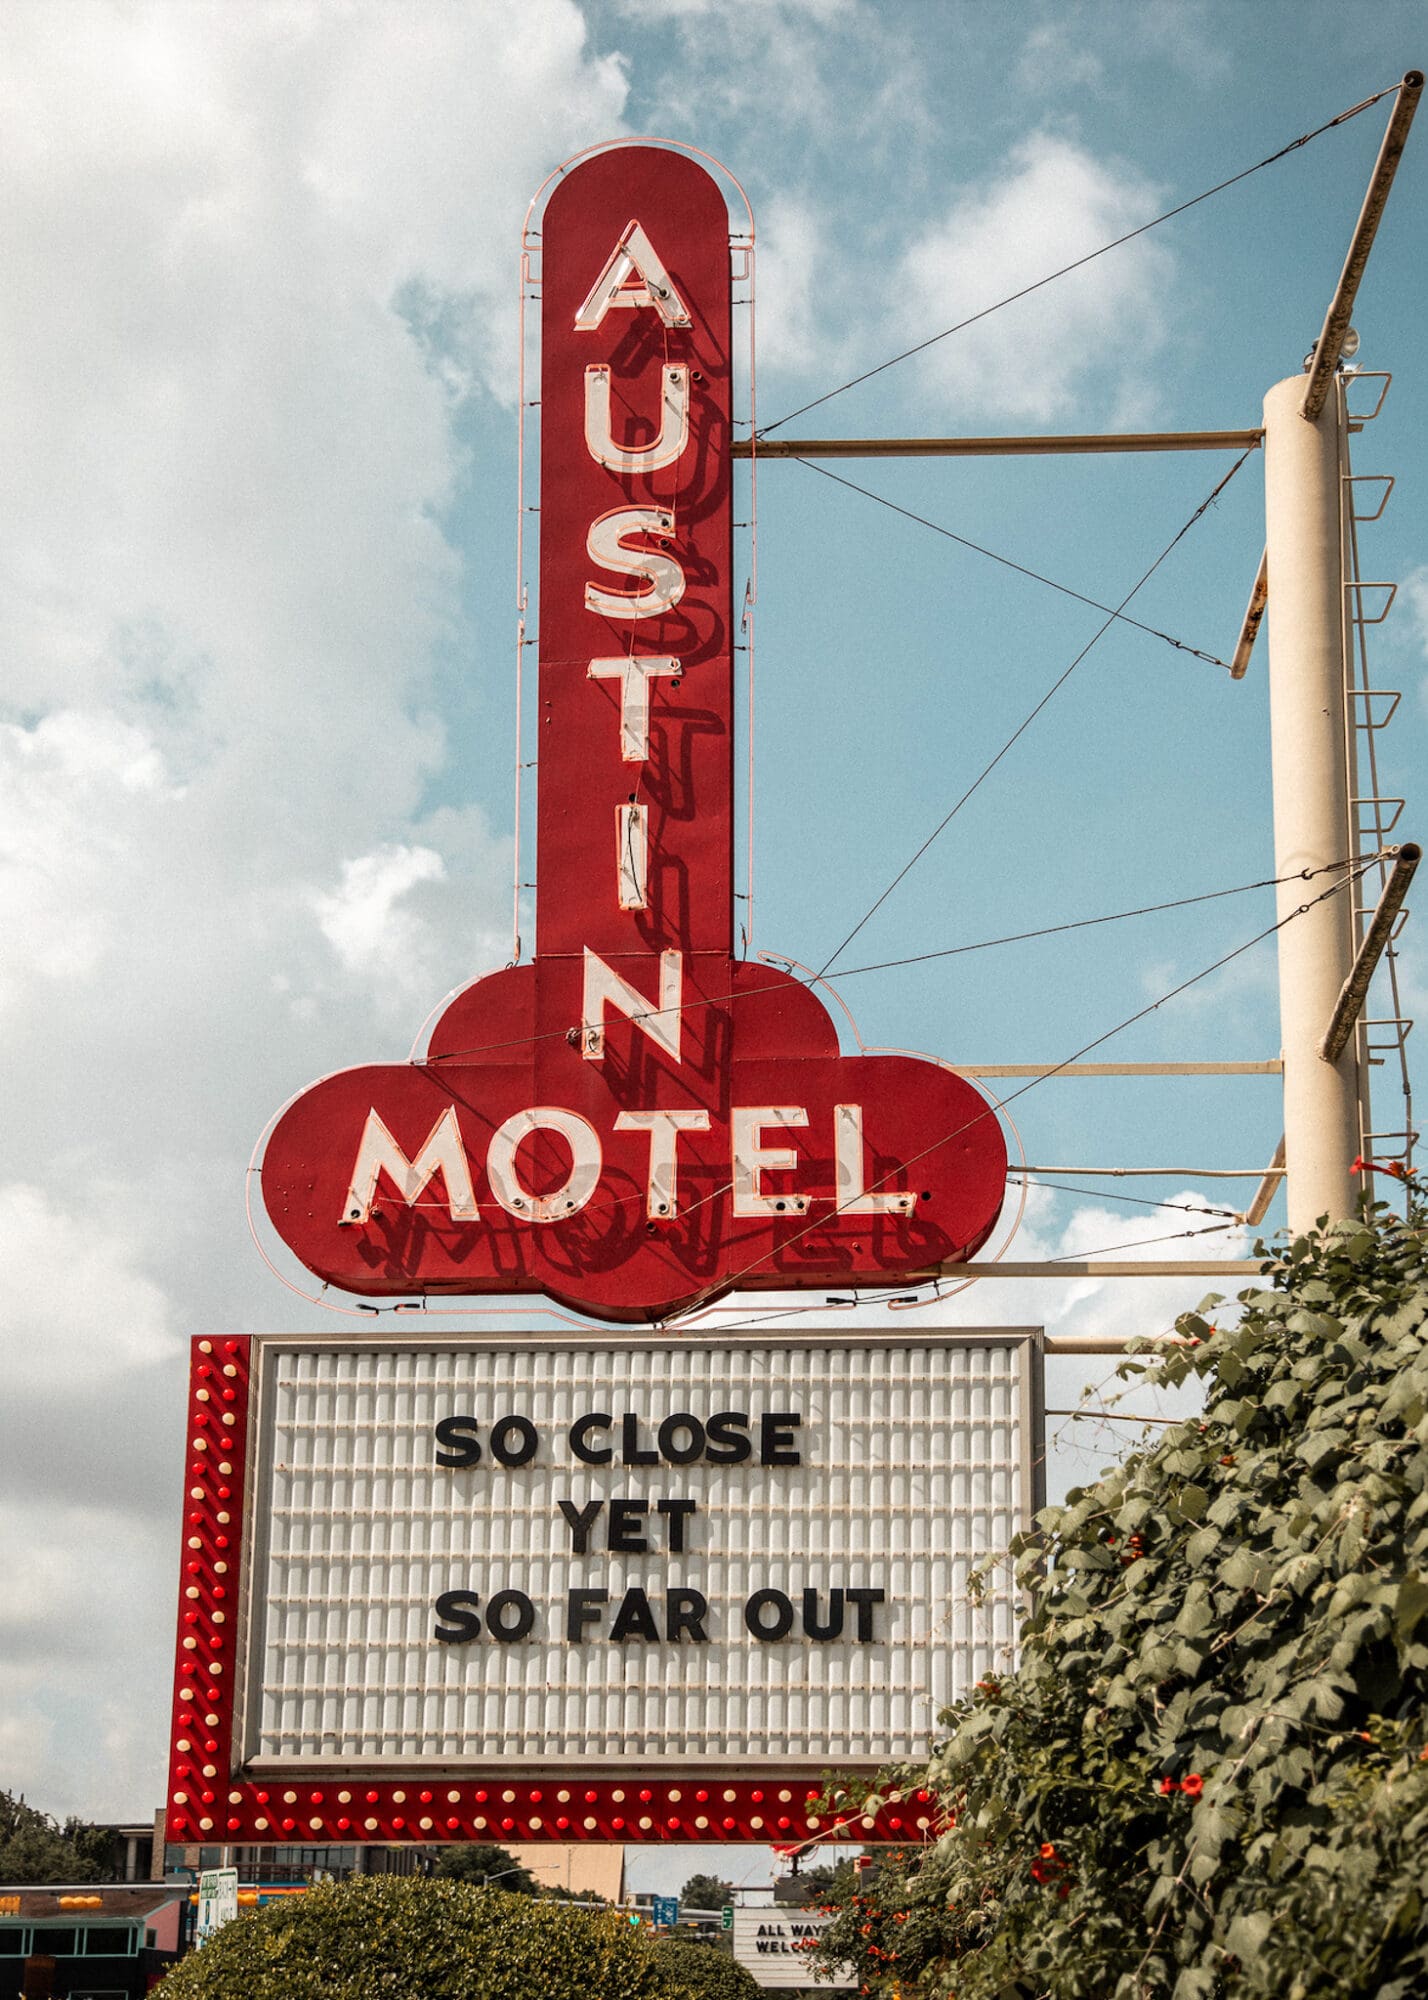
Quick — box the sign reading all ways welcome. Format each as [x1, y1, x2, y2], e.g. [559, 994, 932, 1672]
[732, 1908, 857, 1990]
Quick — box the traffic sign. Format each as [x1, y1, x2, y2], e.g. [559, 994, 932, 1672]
[653, 1895, 679, 1927]
[721, 1905, 734, 1931]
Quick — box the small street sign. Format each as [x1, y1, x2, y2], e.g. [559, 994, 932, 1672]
[721, 1905, 734, 1931]
[652, 1895, 679, 1927]
[197, 1867, 239, 1944]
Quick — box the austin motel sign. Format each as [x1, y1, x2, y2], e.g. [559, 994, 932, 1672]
[259, 145, 1007, 1321]
[162, 146, 1021, 1858]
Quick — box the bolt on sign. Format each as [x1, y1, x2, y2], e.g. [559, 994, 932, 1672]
[163, 1329, 1039, 1846]
[257, 141, 1007, 1322]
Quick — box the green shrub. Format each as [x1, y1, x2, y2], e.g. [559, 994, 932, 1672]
[648, 1936, 762, 1998]
[816, 1199, 1428, 1998]
[155, 1873, 747, 2000]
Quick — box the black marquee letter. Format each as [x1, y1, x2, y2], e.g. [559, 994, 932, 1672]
[666, 1588, 709, 1642]
[610, 1587, 660, 1643]
[759, 1412, 802, 1465]
[434, 1417, 481, 1468]
[490, 1415, 539, 1467]
[433, 1589, 481, 1643]
[845, 1586, 886, 1641]
[558, 1498, 603, 1553]
[570, 1413, 613, 1465]
[486, 1589, 536, 1641]
[802, 1587, 845, 1641]
[705, 1412, 751, 1463]
[566, 1588, 608, 1641]
[744, 1588, 795, 1641]
[657, 1413, 705, 1464]
[657, 1498, 697, 1552]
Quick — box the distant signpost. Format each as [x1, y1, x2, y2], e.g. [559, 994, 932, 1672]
[652, 1895, 679, 1928]
[197, 1867, 239, 1944]
[721, 1904, 734, 1932]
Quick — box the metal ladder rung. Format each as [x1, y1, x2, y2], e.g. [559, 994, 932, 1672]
[1349, 686, 1402, 727]
[1353, 796, 1405, 832]
[1345, 371, 1392, 422]
[1345, 580, 1398, 623]
[1345, 472, 1395, 521]
[1364, 1014, 1414, 1039]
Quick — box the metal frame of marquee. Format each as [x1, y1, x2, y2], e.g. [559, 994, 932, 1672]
[164, 1328, 1041, 1849]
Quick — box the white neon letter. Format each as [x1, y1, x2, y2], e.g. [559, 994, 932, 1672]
[586, 508, 685, 621]
[486, 1107, 601, 1223]
[588, 656, 682, 762]
[581, 949, 683, 1065]
[585, 364, 690, 474]
[834, 1103, 916, 1215]
[615, 1109, 711, 1219]
[617, 803, 649, 910]
[732, 1106, 810, 1217]
[573, 221, 691, 331]
[341, 1106, 478, 1225]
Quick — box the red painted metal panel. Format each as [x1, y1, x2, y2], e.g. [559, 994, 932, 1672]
[257, 141, 1007, 1322]
[538, 147, 734, 959]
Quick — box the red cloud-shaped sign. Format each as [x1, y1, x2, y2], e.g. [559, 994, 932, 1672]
[261, 952, 1006, 1323]
[258, 143, 1006, 1321]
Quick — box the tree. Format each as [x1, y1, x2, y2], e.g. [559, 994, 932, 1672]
[780, 1858, 858, 1905]
[678, 1872, 734, 1912]
[153, 1875, 759, 1999]
[430, 1840, 536, 1893]
[0, 1791, 103, 1883]
[816, 1197, 1428, 1998]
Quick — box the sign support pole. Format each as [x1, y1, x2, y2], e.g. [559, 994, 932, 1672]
[1263, 372, 1360, 1232]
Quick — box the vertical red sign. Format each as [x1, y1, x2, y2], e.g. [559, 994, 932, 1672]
[259, 144, 1007, 1321]
[537, 148, 734, 960]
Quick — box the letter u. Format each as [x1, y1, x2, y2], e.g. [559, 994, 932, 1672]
[585, 363, 690, 473]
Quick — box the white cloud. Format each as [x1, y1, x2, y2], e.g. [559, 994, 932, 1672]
[0, 1184, 180, 1388]
[316, 842, 446, 973]
[0, 0, 620, 1819]
[0, 1501, 177, 1819]
[1405, 565, 1428, 691]
[0, 712, 178, 1007]
[751, 193, 844, 383]
[1016, 21, 1105, 93]
[897, 131, 1174, 424]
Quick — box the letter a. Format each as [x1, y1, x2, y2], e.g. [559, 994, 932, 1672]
[573, 220, 691, 330]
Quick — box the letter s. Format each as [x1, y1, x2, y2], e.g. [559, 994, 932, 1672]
[585, 508, 685, 620]
[433, 1590, 482, 1644]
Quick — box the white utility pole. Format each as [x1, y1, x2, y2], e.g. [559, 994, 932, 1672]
[1263, 373, 1360, 1231]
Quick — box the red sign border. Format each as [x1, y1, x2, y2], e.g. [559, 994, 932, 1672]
[163, 1333, 1044, 1847]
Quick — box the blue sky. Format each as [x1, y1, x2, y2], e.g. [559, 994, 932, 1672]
[2, 0, 1424, 1900]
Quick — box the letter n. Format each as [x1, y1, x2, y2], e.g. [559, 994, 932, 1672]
[580, 949, 683, 1064]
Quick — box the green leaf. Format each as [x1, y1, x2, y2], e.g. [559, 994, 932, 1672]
[1226, 1909, 1273, 1961]
[1394, 1572, 1428, 1643]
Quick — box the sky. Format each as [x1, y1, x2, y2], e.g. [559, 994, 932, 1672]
[2, 0, 1426, 1903]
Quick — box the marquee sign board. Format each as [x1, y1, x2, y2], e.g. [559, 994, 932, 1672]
[733, 1908, 856, 1989]
[257, 141, 1008, 1322]
[164, 1329, 1040, 1846]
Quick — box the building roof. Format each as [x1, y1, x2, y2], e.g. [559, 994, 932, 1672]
[0, 1885, 183, 1923]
